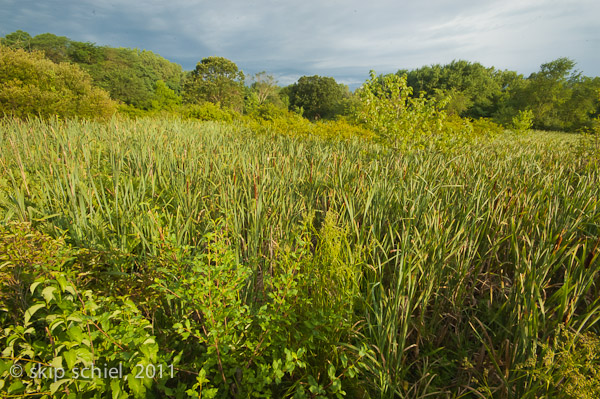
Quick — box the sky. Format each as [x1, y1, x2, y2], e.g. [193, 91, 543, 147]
[2, 0, 599, 88]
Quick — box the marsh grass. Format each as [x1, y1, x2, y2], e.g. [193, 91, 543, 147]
[0, 116, 599, 397]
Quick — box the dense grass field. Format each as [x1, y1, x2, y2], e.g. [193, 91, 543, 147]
[1, 117, 599, 398]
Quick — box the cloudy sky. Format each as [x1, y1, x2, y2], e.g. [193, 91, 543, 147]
[2, 0, 599, 88]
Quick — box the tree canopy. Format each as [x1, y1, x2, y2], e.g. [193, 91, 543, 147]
[285, 75, 351, 120]
[398, 60, 507, 118]
[183, 56, 245, 111]
[509, 58, 600, 130]
[0, 45, 116, 120]
[1, 31, 185, 110]
[1, 30, 599, 131]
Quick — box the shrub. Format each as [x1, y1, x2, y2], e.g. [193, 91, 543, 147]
[511, 109, 534, 134]
[352, 71, 449, 145]
[519, 325, 600, 398]
[0, 46, 116, 120]
[181, 102, 237, 122]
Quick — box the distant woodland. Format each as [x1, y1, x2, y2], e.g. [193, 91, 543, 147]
[2, 30, 599, 132]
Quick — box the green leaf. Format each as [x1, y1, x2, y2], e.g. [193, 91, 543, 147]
[127, 373, 145, 398]
[50, 378, 70, 394]
[67, 325, 84, 342]
[24, 303, 46, 325]
[0, 359, 10, 374]
[64, 349, 77, 369]
[29, 281, 43, 294]
[111, 378, 128, 399]
[42, 286, 57, 303]
[75, 348, 94, 365]
[56, 275, 68, 292]
[49, 318, 65, 333]
[328, 364, 336, 380]
[50, 356, 63, 369]
[8, 380, 24, 394]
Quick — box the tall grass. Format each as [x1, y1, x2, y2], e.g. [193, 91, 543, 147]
[1, 117, 599, 397]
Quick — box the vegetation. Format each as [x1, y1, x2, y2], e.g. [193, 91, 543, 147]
[399, 58, 600, 132]
[1, 31, 184, 109]
[284, 75, 353, 120]
[0, 29, 599, 398]
[0, 46, 116, 120]
[1, 116, 598, 398]
[183, 56, 245, 112]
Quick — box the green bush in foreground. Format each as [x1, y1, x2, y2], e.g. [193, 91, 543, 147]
[0, 46, 116, 120]
[0, 222, 366, 398]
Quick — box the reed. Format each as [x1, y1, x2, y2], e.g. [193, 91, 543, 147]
[1, 117, 598, 397]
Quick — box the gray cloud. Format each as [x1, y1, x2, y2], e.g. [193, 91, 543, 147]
[1, 0, 599, 87]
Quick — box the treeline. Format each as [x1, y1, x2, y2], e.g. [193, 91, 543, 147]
[1, 30, 599, 132]
[1, 30, 184, 111]
[400, 59, 600, 131]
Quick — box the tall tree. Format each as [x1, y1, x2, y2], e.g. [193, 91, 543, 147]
[1, 31, 185, 110]
[183, 56, 245, 111]
[513, 58, 600, 131]
[249, 71, 281, 105]
[286, 75, 350, 120]
[0, 46, 116, 119]
[399, 60, 505, 118]
[0, 30, 31, 48]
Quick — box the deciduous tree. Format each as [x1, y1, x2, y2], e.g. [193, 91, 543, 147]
[286, 75, 350, 120]
[0, 46, 116, 119]
[183, 56, 245, 111]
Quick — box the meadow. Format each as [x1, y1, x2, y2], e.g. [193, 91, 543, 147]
[1, 116, 599, 398]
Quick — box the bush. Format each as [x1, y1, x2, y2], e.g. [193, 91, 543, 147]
[352, 71, 449, 148]
[0, 46, 116, 120]
[511, 109, 534, 134]
[0, 222, 364, 398]
[520, 325, 600, 398]
[181, 102, 237, 122]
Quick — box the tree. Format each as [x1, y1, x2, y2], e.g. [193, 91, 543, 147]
[28, 33, 70, 63]
[352, 71, 448, 146]
[1, 31, 185, 110]
[286, 75, 350, 120]
[150, 80, 181, 111]
[0, 46, 116, 119]
[512, 58, 600, 131]
[183, 56, 245, 111]
[249, 71, 284, 106]
[0, 30, 31, 49]
[399, 60, 505, 118]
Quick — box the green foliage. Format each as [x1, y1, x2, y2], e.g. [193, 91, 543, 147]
[151, 80, 182, 111]
[509, 58, 600, 131]
[0, 223, 166, 398]
[183, 56, 245, 112]
[244, 107, 373, 140]
[85, 47, 184, 109]
[182, 102, 237, 122]
[1, 274, 164, 398]
[286, 75, 351, 120]
[511, 109, 534, 133]
[148, 226, 362, 397]
[400, 60, 508, 118]
[1, 98, 599, 398]
[0, 223, 73, 326]
[249, 71, 284, 107]
[1, 31, 185, 110]
[0, 30, 32, 49]
[352, 71, 450, 148]
[519, 326, 600, 398]
[0, 46, 116, 120]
